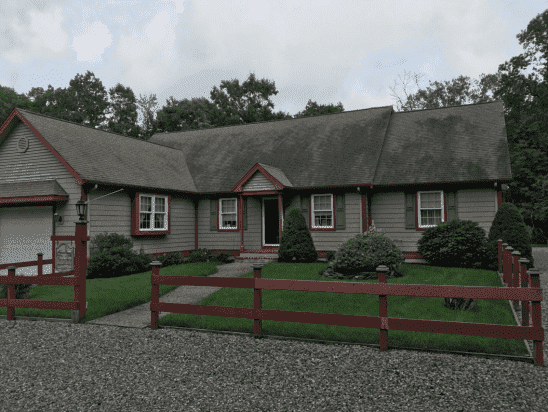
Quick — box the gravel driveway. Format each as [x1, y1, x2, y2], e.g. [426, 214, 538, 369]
[1, 257, 547, 411]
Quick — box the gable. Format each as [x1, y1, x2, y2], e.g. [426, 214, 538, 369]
[242, 172, 275, 191]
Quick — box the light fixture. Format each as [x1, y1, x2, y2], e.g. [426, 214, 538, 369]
[75, 197, 87, 220]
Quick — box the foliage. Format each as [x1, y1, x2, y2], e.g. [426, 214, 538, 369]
[211, 250, 234, 264]
[187, 248, 214, 264]
[485, 202, 535, 271]
[332, 232, 404, 274]
[154, 252, 185, 268]
[87, 246, 147, 279]
[155, 96, 218, 133]
[136, 93, 160, 140]
[325, 251, 336, 261]
[0, 84, 33, 122]
[277, 208, 318, 263]
[107, 83, 141, 138]
[416, 219, 491, 270]
[293, 100, 344, 118]
[89, 232, 134, 260]
[0, 282, 33, 300]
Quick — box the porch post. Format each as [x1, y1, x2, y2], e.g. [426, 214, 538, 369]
[278, 194, 282, 245]
[240, 195, 244, 251]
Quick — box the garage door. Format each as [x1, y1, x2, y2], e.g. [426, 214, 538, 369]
[0, 206, 53, 276]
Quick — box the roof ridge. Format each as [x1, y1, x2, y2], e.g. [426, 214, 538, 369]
[393, 100, 504, 114]
[152, 105, 395, 136]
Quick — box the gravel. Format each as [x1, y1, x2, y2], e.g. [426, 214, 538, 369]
[1, 256, 548, 411]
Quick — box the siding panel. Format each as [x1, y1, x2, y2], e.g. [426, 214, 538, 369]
[243, 172, 275, 191]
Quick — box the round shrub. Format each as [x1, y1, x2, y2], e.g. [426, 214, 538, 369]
[485, 202, 535, 271]
[278, 207, 318, 263]
[417, 219, 490, 270]
[90, 232, 134, 259]
[156, 252, 185, 268]
[211, 250, 234, 264]
[333, 232, 404, 274]
[87, 246, 142, 279]
[0, 282, 33, 300]
[131, 252, 154, 274]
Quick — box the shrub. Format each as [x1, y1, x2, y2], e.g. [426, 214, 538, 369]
[333, 232, 404, 274]
[417, 219, 490, 270]
[155, 252, 185, 268]
[325, 251, 336, 262]
[0, 282, 33, 300]
[187, 248, 214, 264]
[87, 246, 143, 279]
[211, 250, 234, 264]
[278, 207, 318, 263]
[485, 202, 534, 272]
[89, 232, 134, 259]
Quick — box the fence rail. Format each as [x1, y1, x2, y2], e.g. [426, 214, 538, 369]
[149, 238, 545, 366]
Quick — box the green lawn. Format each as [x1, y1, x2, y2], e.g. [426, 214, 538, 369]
[0, 261, 222, 322]
[0, 259, 534, 358]
[159, 261, 531, 358]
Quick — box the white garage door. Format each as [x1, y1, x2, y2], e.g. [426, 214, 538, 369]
[0, 206, 53, 276]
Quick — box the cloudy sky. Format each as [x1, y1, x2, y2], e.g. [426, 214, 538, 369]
[1, 0, 546, 124]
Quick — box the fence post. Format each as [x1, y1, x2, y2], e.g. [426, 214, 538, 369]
[503, 245, 512, 286]
[498, 239, 503, 274]
[72, 221, 88, 322]
[150, 261, 162, 329]
[252, 263, 265, 338]
[6, 266, 16, 320]
[527, 268, 544, 366]
[37, 252, 43, 277]
[511, 251, 521, 310]
[377, 265, 389, 352]
[519, 258, 530, 327]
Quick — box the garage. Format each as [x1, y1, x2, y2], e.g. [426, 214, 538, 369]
[0, 205, 53, 276]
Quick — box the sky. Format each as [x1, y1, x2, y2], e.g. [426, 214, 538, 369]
[1, 0, 546, 125]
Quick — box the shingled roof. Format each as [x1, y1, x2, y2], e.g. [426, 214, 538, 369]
[2, 101, 511, 195]
[11, 108, 197, 192]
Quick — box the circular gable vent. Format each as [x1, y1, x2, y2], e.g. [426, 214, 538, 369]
[17, 136, 29, 153]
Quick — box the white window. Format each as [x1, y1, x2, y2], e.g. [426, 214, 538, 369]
[312, 194, 333, 228]
[220, 198, 238, 229]
[139, 195, 168, 231]
[418, 191, 444, 228]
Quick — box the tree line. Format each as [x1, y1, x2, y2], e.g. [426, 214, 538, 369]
[1, 9, 547, 242]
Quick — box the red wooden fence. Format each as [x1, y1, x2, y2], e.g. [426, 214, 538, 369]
[0, 221, 89, 322]
[150, 238, 545, 366]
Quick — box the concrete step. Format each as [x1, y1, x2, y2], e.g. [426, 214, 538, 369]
[235, 253, 278, 262]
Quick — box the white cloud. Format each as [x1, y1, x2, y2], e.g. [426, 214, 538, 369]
[71, 21, 113, 63]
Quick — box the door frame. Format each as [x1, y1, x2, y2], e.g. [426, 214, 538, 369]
[262, 196, 283, 247]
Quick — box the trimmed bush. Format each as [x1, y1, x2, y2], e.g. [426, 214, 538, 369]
[89, 232, 134, 259]
[333, 232, 404, 274]
[155, 252, 185, 268]
[0, 282, 33, 300]
[87, 246, 143, 279]
[211, 250, 234, 264]
[187, 248, 214, 264]
[325, 251, 336, 262]
[417, 219, 490, 270]
[278, 207, 318, 263]
[485, 202, 535, 271]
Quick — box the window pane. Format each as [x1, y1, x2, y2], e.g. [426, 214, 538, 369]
[154, 213, 165, 229]
[222, 213, 236, 227]
[140, 197, 152, 212]
[421, 209, 442, 226]
[222, 199, 236, 213]
[140, 213, 151, 229]
[155, 197, 165, 213]
[314, 195, 331, 211]
[420, 192, 441, 208]
[315, 212, 332, 226]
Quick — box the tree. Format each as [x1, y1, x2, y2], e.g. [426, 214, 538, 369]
[155, 96, 218, 133]
[0, 85, 32, 122]
[65, 70, 110, 128]
[106, 83, 141, 138]
[293, 100, 344, 118]
[388, 69, 426, 112]
[25, 84, 77, 122]
[136, 93, 160, 140]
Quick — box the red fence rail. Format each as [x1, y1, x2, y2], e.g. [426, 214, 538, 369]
[0, 222, 89, 322]
[150, 239, 545, 366]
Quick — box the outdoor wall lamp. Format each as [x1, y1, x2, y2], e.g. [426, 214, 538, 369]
[76, 197, 88, 220]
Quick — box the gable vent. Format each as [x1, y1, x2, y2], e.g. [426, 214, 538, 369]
[17, 136, 29, 153]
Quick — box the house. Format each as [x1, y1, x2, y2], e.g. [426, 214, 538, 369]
[0, 101, 512, 276]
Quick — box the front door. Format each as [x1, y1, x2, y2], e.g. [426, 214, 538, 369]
[263, 198, 281, 246]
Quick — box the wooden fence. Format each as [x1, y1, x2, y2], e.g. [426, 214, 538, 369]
[0, 221, 89, 322]
[150, 238, 545, 366]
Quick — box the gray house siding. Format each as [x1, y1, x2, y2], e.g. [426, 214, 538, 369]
[87, 189, 196, 258]
[243, 197, 262, 250]
[0, 121, 89, 256]
[197, 198, 241, 250]
[242, 172, 275, 191]
[370, 188, 498, 257]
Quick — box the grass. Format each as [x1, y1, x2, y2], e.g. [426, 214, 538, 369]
[0, 257, 537, 358]
[159, 261, 532, 357]
[0, 261, 224, 322]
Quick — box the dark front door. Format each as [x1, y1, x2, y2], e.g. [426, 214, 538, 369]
[264, 199, 280, 245]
